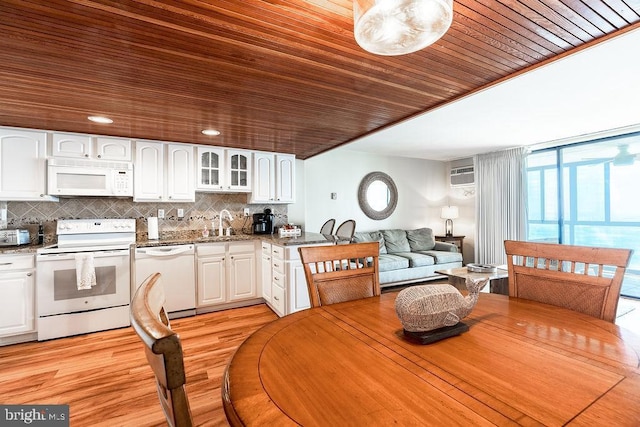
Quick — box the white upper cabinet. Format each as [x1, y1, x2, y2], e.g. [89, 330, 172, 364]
[196, 147, 252, 193]
[166, 143, 195, 202]
[226, 149, 252, 192]
[134, 141, 164, 201]
[51, 133, 131, 161]
[134, 141, 195, 202]
[250, 152, 295, 203]
[275, 154, 295, 203]
[0, 128, 57, 201]
[251, 152, 275, 202]
[196, 146, 225, 191]
[95, 137, 132, 161]
[51, 133, 92, 158]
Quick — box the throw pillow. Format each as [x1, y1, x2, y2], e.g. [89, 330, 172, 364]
[353, 231, 387, 254]
[381, 229, 411, 253]
[407, 228, 436, 251]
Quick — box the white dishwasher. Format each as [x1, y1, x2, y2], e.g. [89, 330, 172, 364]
[134, 244, 196, 318]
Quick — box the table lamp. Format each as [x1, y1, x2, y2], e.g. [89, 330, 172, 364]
[441, 206, 459, 237]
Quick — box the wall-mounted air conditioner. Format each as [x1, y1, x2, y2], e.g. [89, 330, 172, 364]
[450, 165, 474, 187]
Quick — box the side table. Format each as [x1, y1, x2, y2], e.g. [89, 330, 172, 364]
[435, 235, 464, 259]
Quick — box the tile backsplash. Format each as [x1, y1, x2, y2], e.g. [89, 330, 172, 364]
[6, 193, 288, 244]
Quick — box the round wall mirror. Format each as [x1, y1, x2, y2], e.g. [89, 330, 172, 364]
[358, 171, 398, 220]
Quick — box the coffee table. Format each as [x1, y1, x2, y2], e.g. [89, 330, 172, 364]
[435, 266, 509, 294]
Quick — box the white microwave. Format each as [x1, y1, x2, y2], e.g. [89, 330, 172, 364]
[47, 158, 133, 197]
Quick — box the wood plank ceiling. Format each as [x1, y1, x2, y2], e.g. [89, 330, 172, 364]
[1, 0, 639, 160]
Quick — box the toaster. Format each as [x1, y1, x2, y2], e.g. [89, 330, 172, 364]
[0, 229, 30, 246]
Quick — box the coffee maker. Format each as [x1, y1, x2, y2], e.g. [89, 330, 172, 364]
[252, 208, 274, 234]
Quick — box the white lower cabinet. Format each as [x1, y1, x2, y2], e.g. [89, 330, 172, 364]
[263, 242, 332, 316]
[197, 241, 258, 309]
[287, 260, 311, 314]
[0, 254, 36, 342]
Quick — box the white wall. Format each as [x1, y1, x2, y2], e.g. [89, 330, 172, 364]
[286, 158, 306, 227]
[298, 148, 449, 234]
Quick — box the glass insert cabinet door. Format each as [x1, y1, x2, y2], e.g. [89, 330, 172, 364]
[227, 150, 251, 191]
[197, 146, 224, 190]
[196, 147, 252, 192]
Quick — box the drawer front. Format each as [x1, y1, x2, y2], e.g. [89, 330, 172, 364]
[261, 242, 271, 256]
[229, 241, 256, 254]
[196, 243, 226, 257]
[0, 255, 35, 270]
[272, 270, 285, 288]
[271, 245, 285, 260]
[271, 284, 285, 316]
[272, 257, 285, 275]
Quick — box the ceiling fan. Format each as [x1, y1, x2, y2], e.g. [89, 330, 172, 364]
[584, 143, 638, 166]
[608, 144, 638, 166]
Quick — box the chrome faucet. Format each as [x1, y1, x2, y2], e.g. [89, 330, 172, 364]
[218, 209, 233, 236]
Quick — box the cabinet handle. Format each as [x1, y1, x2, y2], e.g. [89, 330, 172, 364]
[40, 194, 45, 197]
[97, 154, 102, 158]
[274, 276, 280, 282]
[84, 154, 89, 157]
[273, 263, 279, 268]
[273, 296, 279, 301]
[27, 272, 32, 276]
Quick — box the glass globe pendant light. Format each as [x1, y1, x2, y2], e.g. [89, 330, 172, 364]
[353, 0, 454, 56]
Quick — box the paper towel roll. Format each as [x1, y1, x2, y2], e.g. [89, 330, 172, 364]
[147, 216, 159, 240]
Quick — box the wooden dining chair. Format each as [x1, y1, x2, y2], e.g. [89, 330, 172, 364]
[319, 218, 336, 235]
[130, 273, 194, 427]
[334, 219, 356, 243]
[504, 240, 633, 323]
[298, 241, 380, 307]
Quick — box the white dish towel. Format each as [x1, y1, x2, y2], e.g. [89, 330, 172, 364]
[75, 253, 97, 290]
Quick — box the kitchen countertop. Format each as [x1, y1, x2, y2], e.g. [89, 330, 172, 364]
[0, 242, 47, 255]
[0, 232, 338, 255]
[137, 231, 339, 247]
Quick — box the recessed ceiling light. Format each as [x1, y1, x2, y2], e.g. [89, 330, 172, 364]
[202, 129, 221, 136]
[88, 116, 113, 124]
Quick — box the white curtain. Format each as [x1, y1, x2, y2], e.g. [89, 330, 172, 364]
[474, 147, 528, 265]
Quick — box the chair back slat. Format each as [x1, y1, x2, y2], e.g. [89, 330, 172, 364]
[504, 240, 632, 323]
[299, 242, 380, 307]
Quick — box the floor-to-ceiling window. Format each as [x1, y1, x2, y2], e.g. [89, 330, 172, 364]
[527, 132, 640, 298]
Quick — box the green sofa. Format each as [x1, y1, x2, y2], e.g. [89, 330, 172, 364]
[353, 228, 462, 288]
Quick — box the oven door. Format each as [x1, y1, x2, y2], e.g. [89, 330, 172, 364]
[36, 249, 130, 316]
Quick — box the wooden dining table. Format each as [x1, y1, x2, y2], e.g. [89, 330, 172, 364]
[222, 292, 640, 426]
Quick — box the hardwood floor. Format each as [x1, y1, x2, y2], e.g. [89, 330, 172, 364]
[0, 295, 638, 426]
[0, 304, 277, 427]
